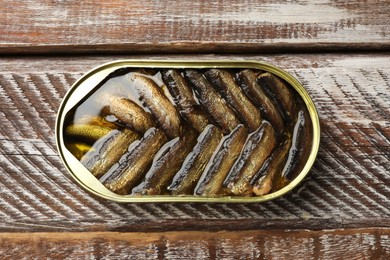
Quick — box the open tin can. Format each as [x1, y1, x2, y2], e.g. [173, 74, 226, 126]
[55, 60, 320, 203]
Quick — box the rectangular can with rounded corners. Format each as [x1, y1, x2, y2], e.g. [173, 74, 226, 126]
[55, 60, 320, 203]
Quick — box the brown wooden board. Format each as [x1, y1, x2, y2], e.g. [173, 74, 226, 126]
[0, 54, 389, 232]
[0, 0, 389, 54]
[0, 229, 389, 259]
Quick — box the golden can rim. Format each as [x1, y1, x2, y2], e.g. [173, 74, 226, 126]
[55, 59, 321, 203]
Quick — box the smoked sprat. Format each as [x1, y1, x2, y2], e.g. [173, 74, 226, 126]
[63, 67, 313, 197]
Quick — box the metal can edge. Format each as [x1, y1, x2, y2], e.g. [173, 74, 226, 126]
[55, 59, 321, 203]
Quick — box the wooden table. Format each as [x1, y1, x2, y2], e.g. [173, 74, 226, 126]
[1, 1, 389, 258]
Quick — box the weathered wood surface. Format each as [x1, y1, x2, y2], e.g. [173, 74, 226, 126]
[0, 54, 389, 234]
[0, 229, 389, 259]
[1, 0, 389, 258]
[0, 0, 389, 54]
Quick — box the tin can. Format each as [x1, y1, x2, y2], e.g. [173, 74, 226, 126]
[55, 60, 320, 203]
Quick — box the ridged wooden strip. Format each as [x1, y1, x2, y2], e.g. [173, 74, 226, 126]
[0, 75, 55, 143]
[292, 68, 390, 122]
[0, 55, 389, 232]
[348, 70, 390, 120]
[320, 122, 390, 177]
[314, 146, 390, 216]
[0, 153, 143, 224]
[0, 229, 388, 259]
[2, 73, 109, 219]
[0, 155, 98, 220]
[0, 0, 389, 54]
[2, 161, 69, 220]
[0, 138, 386, 225]
[0, 105, 386, 223]
[0, 139, 55, 156]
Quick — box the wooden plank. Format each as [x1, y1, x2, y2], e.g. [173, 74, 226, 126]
[0, 54, 389, 232]
[0, 229, 389, 259]
[0, 1, 389, 54]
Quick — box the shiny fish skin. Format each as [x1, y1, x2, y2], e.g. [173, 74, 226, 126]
[132, 128, 198, 195]
[100, 93, 156, 133]
[237, 69, 284, 133]
[252, 137, 292, 196]
[88, 129, 140, 179]
[80, 129, 121, 172]
[184, 70, 240, 134]
[257, 72, 297, 125]
[103, 128, 167, 195]
[129, 74, 182, 138]
[293, 106, 313, 177]
[195, 124, 248, 196]
[168, 125, 223, 195]
[225, 121, 276, 196]
[65, 124, 113, 144]
[281, 107, 313, 182]
[162, 69, 210, 132]
[205, 69, 261, 131]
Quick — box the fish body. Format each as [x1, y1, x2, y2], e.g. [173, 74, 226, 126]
[88, 129, 140, 178]
[103, 128, 167, 195]
[132, 128, 198, 195]
[65, 124, 113, 144]
[257, 72, 297, 125]
[195, 124, 248, 196]
[282, 107, 313, 182]
[184, 70, 240, 134]
[99, 93, 156, 133]
[168, 125, 223, 195]
[78, 129, 140, 178]
[225, 122, 276, 196]
[129, 74, 182, 138]
[252, 136, 292, 196]
[162, 69, 209, 132]
[237, 69, 284, 133]
[205, 69, 261, 131]
[80, 129, 122, 172]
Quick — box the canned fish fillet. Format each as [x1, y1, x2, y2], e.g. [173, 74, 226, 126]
[55, 60, 320, 203]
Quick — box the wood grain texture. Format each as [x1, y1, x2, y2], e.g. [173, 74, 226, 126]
[0, 0, 389, 54]
[0, 54, 389, 233]
[0, 229, 389, 259]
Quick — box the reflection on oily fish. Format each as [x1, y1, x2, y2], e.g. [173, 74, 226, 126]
[99, 92, 156, 133]
[225, 121, 276, 196]
[128, 73, 183, 138]
[257, 72, 297, 125]
[184, 69, 240, 134]
[168, 125, 223, 195]
[103, 128, 168, 195]
[195, 124, 248, 196]
[252, 136, 292, 196]
[89, 128, 140, 179]
[132, 128, 198, 195]
[281, 107, 313, 183]
[77, 128, 139, 178]
[204, 69, 262, 132]
[236, 69, 285, 134]
[79, 129, 121, 171]
[162, 69, 210, 133]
